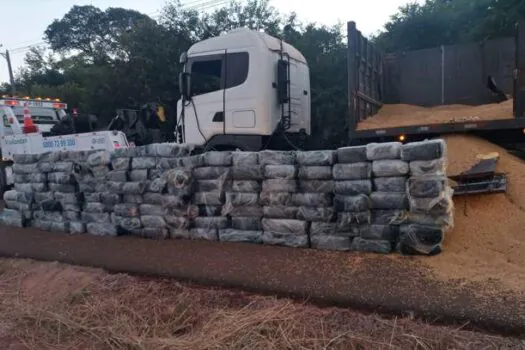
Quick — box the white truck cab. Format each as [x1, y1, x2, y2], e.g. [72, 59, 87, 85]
[177, 28, 311, 150]
[0, 96, 67, 134]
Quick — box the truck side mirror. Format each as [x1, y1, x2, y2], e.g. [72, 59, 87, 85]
[179, 72, 191, 100]
[277, 59, 289, 104]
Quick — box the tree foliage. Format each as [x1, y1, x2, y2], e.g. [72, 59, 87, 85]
[375, 0, 525, 52]
[13, 0, 525, 147]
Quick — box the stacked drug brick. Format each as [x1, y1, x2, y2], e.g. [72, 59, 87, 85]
[366, 142, 410, 253]
[295, 151, 340, 250]
[191, 152, 231, 241]
[260, 151, 309, 248]
[220, 151, 264, 243]
[79, 150, 120, 236]
[400, 139, 452, 255]
[332, 145, 373, 251]
[1, 153, 43, 228]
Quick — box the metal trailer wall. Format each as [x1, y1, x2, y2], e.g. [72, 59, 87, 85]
[347, 20, 524, 133]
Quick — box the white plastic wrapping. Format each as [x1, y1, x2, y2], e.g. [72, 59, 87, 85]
[408, 188, 454, 216]
[231, 217, 262, 231]
[140, 215, 166, 228]
[297, 207, 334, 222]
[372, 160, 409, 177]
[291, 193, 332, 207]
[111, 157, 131, 171]
[336, 212, 371, 231]
[297, 166, 332, 180]
[232, 151, 258, 165]
[360, 225, 399, 241]
[131, 157, 156, 169]
[232, 180, 260, 192]
[48, 183, 77, 193]
[219, 229, 262, 243]
[14, 173, 47, 183]
[261, 218, 307, 235]
[407, 176, 447, 198]
[334, 180, 372, 195]
[193, 166, 231, 180]
[264, 165, 297, 179]
[334, 194, 370, 212]
[336, 145, 367, 164]
[332, 163, 371, 180]
[231, 165, 264, 180]
[194, 217, 228, 229]
[310, 236, 351, 251]
[170, 229, 191, 239]
[351, 237, 392, 253]
[397, 224, 444, 255]
[262, 206, 299, 219]
[262, 179, 297, 193]
[108, 170, 128, 182]
[139, 204, 164, 216]
[401, 139, 446, 161]
[371, 210, 406, 225]
[259, 192, 292, 206]
[370, 192, 408, 210]
[165, 216, 190, 229]
[203, 151, 232, 166]
[373, 177, 406, 193]
[298, 180, 334, 193]
[148, 178, 167, 193]
[81, 212, 111, 223]
[409, 158, 446, 176]
[13, 153, 40, 164]
[296, 150, 335, 166]
[69, 222, 87, 234]
[87, 151, 112, 167]
[196, 180, 230, 192]
[224, 206, 263, 217]
[193, 192, 224, 206]
[261, 232, 308, 248]
[366, 142, 402, 160]
[259, 151, 295, 165]
[113, 204, 140, 217]
[310, 222, 337, 236]
[13, 163, 38, 174]
[190, 228, 218, 241]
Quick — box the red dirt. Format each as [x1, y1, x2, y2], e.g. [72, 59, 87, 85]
[0, 226, 524, 336]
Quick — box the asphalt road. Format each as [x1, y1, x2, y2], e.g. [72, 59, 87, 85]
[0, 226, 524, 335]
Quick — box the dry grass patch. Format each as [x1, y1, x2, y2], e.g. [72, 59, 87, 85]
[0, 259, 522, 350]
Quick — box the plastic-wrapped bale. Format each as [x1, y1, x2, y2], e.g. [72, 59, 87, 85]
[297, 166, 332, 180]
[164, 168, 192, 197]
[263, 206, 299, 219]
[350, 237, 392, 254]
[219, 229, 263, 243]
[69, 222, 87, 234]
[336, 145, 367, 164]
[148, 143, 194, 158]
[373, 177, 406, 193]
[190, 228, 219, 241]
[32, 210, 69, 232]
[86, 223, 119, 237]
[371, 210, 406, 225]
[298, 180, 334, 193]
[397, 224, 444, 255]
[131, 157, 156, 170]
[372, 160, 409, 177]
[264, 165, 296, 179]
[222, 192, 260, 216]
[0, 208, 26, 228]
[401, 139, 446, 161]
[232, 151, 258, 166]
[333, 194, 370, 236]
[293, 192, 333, 228]
[334, 180, 372, 195]
[332, 163, 371, 180]
[296, 150, 335, 166]
[366, 142, 402, 161]
[407, 176, 447, 199]
[408, 188, 453, 216]
[309, 222, 352, 251]
[370, 192, 408, 210]
[409, 158, 446, 176]
[259, 151, 295, 166]
[261, 218, 308, 248]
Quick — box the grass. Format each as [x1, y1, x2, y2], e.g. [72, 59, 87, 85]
[0, 258, 522, 350]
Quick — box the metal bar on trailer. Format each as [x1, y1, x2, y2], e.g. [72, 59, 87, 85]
[350, 118, 525, 139]
[347, 21, 358, 135]
[515, 20, 525, 118]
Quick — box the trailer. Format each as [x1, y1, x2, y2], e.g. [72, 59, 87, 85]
[346, 21, 525, 150]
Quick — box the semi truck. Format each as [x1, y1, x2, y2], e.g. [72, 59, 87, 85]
[175, 20, 525, 152]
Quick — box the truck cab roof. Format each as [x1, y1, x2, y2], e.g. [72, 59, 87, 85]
[187, 28, 307, 64]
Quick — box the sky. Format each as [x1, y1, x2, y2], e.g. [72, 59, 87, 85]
[0, 0, 418, 84]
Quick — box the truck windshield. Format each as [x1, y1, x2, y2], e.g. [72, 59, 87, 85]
[12, 107, 60, 124]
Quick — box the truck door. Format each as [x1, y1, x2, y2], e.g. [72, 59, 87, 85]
[184, 51, 226, 145]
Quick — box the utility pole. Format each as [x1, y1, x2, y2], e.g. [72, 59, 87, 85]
[0, 45, 16, 95]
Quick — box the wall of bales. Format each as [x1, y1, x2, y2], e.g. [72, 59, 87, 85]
[0, 140, 453, 255]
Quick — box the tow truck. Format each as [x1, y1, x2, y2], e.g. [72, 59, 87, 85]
[0, 101, 129, 195]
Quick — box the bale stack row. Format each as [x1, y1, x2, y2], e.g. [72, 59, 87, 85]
[0, 140, 453, 256]
[400, 139, 453, 255]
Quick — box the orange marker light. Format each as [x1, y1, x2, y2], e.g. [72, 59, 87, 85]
[398, 135, 406, 142]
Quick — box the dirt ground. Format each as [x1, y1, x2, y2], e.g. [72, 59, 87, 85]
[0, 258, 522, 350]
